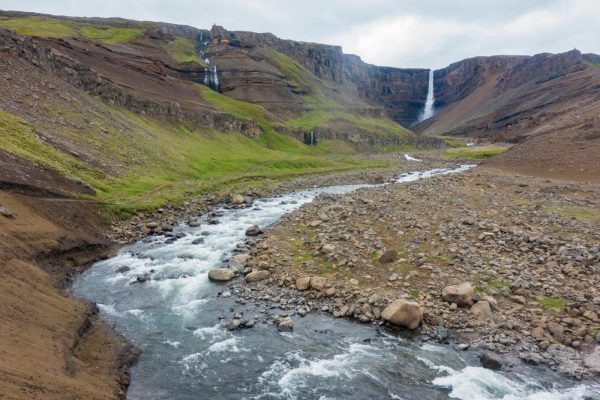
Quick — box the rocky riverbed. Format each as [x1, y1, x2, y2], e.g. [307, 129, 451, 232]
[108, 155, 452, 244]
[229, 168, 600, 378]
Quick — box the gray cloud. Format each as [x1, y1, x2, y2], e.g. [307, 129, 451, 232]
[1, 0, 598, 68]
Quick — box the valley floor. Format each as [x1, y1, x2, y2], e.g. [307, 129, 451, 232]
[235, 164, 600, 378]
[1, 150, 598, 399]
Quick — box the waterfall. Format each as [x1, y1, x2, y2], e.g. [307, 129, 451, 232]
[310, 130, 315, 145]
[419, 69, 435, 122]
[198, 31, 220, 92]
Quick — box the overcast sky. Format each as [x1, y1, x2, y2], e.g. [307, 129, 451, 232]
[1, 0, 599, 68]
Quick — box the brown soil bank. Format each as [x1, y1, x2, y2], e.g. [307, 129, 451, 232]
[0, 158, 137, 400]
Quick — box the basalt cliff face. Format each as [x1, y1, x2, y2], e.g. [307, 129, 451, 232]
[219, 28, 430, 126]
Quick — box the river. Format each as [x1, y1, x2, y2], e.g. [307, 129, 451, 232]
[73, 165, 600, 400]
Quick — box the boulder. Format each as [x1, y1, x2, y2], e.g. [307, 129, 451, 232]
[381, 299, 423, 329]
[278, 317, 294, 332]
[227, 319, 241, 331]
[310, 276, 326, 291]
[115, 266, 131, 274]
[547, 322, 565, 341]
[320, 244, 335, 254]
[0, 206, 13, 218]
[482, 295, 499, 311]
[480, 352, 502, 370]
[208, 268, 235, 282]
[229, 254, 250, 271]
[245, 270, 271, 283]
[532, 326, 545, 340]
[442, 282, 474, 306]
[471, 301, 492, 320]
[379, 249, 398, 264]
[296, 276, 311, 291]
[231, 194, 245, 205]
[245, 225, 262, 236]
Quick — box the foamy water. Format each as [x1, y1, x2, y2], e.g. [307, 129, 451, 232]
[73, 165, 600, 399]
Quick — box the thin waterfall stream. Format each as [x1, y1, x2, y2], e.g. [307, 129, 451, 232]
[198, 31, 219, 91]
[73, 165, 600, 400]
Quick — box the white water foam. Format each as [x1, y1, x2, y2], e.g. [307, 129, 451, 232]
[430, 365, 600, 400]
[163, 340, 181, 348]
[206, 337, 242, 353]
[258, 343, 376, 398]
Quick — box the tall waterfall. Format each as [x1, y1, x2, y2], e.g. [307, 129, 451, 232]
[418, 69, 435, 122]
[198, 31, 220, 92]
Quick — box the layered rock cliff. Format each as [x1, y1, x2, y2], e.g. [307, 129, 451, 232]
[212, 27, 430, 126]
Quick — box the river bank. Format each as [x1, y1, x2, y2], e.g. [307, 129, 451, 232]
[236, 167, 600, 379]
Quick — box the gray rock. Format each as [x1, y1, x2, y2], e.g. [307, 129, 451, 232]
[471, 301, 492, 320]
[381, 299, 423, 329]
[442, 282, 474, 306]
[245, 270, 271, 283]
[231, 194, 245, 205]
[246, 225, 262, 236]
[379, 249, 398, 264]
[208, 268, 235, 282]
[227, 319, 241, 331]
[480, 352, 502, 370]
[278, 317, 294, 332]
[0, 207, 13, 218]
[296, 276, 311, 291]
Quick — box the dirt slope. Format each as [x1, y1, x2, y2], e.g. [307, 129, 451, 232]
[0, 179, 137, 399]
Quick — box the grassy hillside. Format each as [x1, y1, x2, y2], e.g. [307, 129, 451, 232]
[0, 15, 145, 43]
[0, 12, 418, 219]
[0, 98, 395, 217]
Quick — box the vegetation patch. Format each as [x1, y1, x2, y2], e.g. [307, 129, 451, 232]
[438, 136, 467, 148]
[165, 37, 206, 65]
[409, 289, 420, 299]
[551, 206, 600, 223]
[537, 297, 566, 311]
[443, 146, 506, 160]
[487, 279, 510, 289]
[320, 262, 334, 271]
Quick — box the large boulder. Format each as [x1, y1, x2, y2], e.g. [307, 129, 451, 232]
[442, 282, 474, 306]
[231, 194, 245, 205]
[245, 225, 262, 236]
[208, 268, 235, 282]
[296, 276, 311, 290]
[245, 270, 271, 282]
[381, 299, 423, 329]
